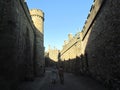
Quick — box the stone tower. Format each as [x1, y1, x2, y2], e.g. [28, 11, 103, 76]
[30, 9, 44, 34]
[30, 9, 45, 76]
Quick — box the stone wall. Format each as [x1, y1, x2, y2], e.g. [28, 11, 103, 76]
[47, 47, 59, 62]
[82, 0, 120, 85]
[60, 0, 120, 88]
[61, 33, 81, 60]
[30, 9, 45, 77]
[60, 33, 82, 72]
[0, 0, 44, 90]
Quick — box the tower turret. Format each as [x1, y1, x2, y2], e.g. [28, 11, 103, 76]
[30, 9, 45, 76]
[30, 9, 44, 34]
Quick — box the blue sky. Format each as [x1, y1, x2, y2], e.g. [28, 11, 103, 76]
[26, 0, 93, 51]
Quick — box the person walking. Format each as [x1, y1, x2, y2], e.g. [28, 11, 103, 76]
[58, 66, 64, 84]
[51, 66, 58, 84]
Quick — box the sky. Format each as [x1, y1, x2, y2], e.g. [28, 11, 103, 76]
[26, 0, 93, 51]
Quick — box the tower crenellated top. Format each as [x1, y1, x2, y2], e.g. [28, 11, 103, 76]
[29, 9, 44, 34]
[30, 9, 44, 21]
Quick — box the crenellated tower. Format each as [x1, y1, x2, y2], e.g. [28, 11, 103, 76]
[30, 9, 45, 76]
[30, 9, 44, 34]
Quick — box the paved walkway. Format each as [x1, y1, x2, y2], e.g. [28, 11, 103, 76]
[18, 68, 107, 90]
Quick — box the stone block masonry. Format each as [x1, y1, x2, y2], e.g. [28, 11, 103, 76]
[83, 0, 120, 84]
[0, 0, 44, 90]
[30, 9, 45, 77]
[60, 0, 120, 89]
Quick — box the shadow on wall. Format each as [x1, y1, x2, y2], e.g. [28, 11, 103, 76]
[59, 54, 88, 75]
[0, 0, 44, 90]
[81, 0, 120, 89]
[59, 0, 120, 89]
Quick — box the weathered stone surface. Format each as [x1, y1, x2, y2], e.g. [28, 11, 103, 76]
[0, 0, 44, 90]
[60, 0, 120, 89]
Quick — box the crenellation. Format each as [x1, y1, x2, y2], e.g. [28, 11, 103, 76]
[30, 9, 44, 18]
[81, 0, 104, 40]
[0, 0, 120, 89]
[30, 9, 44, 34]
[0, 0, 45, 90]
[60, 0, 120, 89]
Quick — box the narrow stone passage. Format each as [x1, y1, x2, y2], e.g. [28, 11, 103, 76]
[18, 67, 107, 90]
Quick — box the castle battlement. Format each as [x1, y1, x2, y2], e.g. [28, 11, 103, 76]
[30, 9, 44, 33]
[81, 0, 104, 40]
[30, 9, 44, 20]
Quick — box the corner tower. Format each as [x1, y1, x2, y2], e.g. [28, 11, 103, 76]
[30, 9, 44, 34]
[30, 9, 45, 76]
